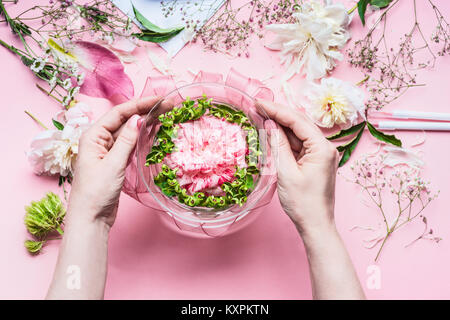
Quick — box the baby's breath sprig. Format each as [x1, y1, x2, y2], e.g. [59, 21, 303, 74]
[146, 96, 261, 209]
[7, 0, 133, 43]
[0, 0, 134, 107]
[346, 154, 440, 261]
[161, 0, 298, 57]
[0, 1, 86, 107]
[347, 0, 450, 110]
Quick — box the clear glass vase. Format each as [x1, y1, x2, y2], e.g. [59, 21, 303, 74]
[132, 82, 277, 238]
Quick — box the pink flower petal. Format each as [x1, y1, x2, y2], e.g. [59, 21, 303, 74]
[165, 116, 247, 195]
[73, 41, 134, 101]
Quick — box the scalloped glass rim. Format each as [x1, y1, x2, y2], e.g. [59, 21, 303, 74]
[136, 82, 275, 228]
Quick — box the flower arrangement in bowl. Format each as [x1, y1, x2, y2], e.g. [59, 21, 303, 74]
[134, 83, 277, 237]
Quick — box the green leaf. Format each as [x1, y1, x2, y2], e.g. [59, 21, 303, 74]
[245, 175, 254, 189]
[133, 29, 183, 43]
[357, 0, 371, 26]
[327, 122, 366, 140]
[132, 5, 184, 43]
[52, 119, 64, 130]
[366, 122, 402, 147]
[132, 5, 184, 34]
[336, 123, 366, 167]
[370, 0, 392, 8]
[20, 55, 33, 67]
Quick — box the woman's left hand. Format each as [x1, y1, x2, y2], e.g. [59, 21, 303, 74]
[67, 96, 161, 229]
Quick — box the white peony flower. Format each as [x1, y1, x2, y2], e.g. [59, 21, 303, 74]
[27, 103, 93, 177]
[304, 77, 365, 128]
[266, 0, 351, 80]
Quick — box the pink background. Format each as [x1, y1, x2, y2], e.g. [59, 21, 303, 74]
[1, 0, 450, 299]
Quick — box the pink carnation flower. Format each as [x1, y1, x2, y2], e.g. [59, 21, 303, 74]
[165, 116, 248, 194]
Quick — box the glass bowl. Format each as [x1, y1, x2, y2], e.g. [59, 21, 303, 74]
[135, 83, 276, 238]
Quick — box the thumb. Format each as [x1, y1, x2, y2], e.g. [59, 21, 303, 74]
[266, 121, 298, 177]
[107, 114, 140, 170]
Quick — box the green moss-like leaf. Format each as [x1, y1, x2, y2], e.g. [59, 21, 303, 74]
[24, 192, 65, 239]
[24, 239, 44, 254]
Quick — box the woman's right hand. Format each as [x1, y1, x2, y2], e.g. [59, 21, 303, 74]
[257, 99, 340, 238]
[257, 100, 366, 300]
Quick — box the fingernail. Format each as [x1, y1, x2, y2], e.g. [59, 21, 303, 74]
[264, 119, 276, 130]
[129, 115, 140, 129]
[137, 117, 145, 129]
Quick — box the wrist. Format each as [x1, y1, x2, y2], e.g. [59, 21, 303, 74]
[290, 209, 337, 245]
[298, 221, 338, 244]
[64, 204, 112, 236]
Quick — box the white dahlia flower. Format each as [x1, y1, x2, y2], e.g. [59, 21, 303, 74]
[304, 77, 365, 128]
[266, 0, 351, 80]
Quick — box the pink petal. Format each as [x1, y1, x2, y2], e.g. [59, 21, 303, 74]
[73, 41, 134, 101]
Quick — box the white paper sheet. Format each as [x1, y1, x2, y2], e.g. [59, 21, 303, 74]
[112, 0, 225, 57]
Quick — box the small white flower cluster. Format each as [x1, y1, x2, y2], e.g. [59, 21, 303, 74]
[27, 102, 93, 177]
[30, 57, 46, 73]
[29, 48, 85, 108]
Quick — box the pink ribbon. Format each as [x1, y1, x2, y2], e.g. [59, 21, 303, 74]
[138, 67, 274, 101]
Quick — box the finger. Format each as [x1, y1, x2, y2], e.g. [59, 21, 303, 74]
[256, 99, 324, 143]
[95, 96, 160, 133]
[111, 117, 145, 140]
[283, 126, 303, 153]
[106, 114, 140, 170]
[264, 120, 297, 174]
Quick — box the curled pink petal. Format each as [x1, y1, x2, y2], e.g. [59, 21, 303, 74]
[226, 68, 274, 100]
[140, 76, 177, 98]
[193, 71, 223, 83]
[73, 41, 134, 101]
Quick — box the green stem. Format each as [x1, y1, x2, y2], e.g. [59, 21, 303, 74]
[24, 110, 48, 130]
[0, 37, 25, 57]
[36, 83, 62, 104]
[348, 3, 357, 14]
[0, 0, 11, 22]
[375, 232, 390, 261]
[62, 180, 68, 202]
[356, 75, 370, 86]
